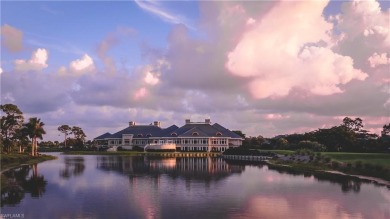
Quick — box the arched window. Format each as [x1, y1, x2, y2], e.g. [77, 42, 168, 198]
[146, 134, 152, 137]
[216, 132, 222, 136]
[137, 134, 143, 137]
[171, 133, 177, 137]
[192, 132, 199, 136]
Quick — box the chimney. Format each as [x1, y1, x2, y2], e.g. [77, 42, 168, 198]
[129, 121, 136, 126]
[153, 121, 161, 127]
[185, 119, 191, 124]
[205, 119, 211, 124]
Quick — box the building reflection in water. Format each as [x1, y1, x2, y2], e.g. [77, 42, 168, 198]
[96, 156, 244, 181]
[96, 156, 244, 219]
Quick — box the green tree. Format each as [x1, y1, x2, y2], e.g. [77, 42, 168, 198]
[71, 126, 86, 148]
[23, 118, 46, 156]
[58, 125, 72, 148]
[232, 130, 246, 138]
[342, 117, 363, 132]
[0, 104, 24, 153]
[381, 123, 390, 137]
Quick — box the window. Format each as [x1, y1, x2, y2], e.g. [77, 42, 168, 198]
[216, 132, 222, 136]
[171, 133, 177, 137]
[137, 134, 143, 137]
[192, 132, 199, 136]
[146, 134, 152, 137]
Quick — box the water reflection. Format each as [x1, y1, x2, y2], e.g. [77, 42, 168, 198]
[1, 164, 47, 207]
[264, 162, 368, 193]
[59, 157, 85, 179]
[1, 155, 389, 219]
[97, 156, 245, 181]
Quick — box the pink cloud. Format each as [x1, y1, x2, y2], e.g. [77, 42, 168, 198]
[226, 1, 368, 99]
[1, 24, 23, 53]
[368, 52, 390, 68]
[134, 87, 147, 100]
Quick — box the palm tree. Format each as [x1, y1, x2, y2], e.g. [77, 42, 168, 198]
[24, 117, 46, 156]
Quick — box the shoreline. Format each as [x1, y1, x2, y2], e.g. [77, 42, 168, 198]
[1, 154, 57, 174]
[264, 160, 390, 187]
[324, 170, 390, 186]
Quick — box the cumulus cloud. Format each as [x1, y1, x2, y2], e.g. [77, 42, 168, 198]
[2, 0, 389, 141]
[1, 24, 23, 52]
[368, 52, 390, 68]
[14, 48, 48, 71]
[334, 0, 389, 72]
[226, 0, 367, 99]
[69, 54, 95, 73]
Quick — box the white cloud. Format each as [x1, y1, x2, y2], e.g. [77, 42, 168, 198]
[14, 48, 48, 71]
[144, 71, 159, 85]
[226, 1, 367, 99]
[134, 0, 194, 29]
[69, 54, 95, 73]
[368, 52, 390, 68]
[1, 24, 23, 53]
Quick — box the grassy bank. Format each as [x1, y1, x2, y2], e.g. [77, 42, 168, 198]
[268, 151, 390, 182]
[1, 153, 57, 172]
[321, 152, 390, 168]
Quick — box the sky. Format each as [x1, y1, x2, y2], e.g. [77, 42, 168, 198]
[1, 0, 389, 141]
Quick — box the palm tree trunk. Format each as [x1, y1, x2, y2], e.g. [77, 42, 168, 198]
[32, 138, 36, 156]
[35, 139, 38, 156]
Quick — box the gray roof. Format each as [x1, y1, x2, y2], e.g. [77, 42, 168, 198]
[94, 123, 242, 140]
[110, 125, 164, 139]
[163, 123, 242, 138]
[94, 132, 112, 140]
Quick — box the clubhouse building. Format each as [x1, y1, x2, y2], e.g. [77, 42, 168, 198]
[94, 119, 243, 152]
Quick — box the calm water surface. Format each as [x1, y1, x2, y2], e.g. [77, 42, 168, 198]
[1, 153, 389, 219]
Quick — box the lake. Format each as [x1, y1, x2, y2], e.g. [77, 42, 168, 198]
[1, 153, 389, 219]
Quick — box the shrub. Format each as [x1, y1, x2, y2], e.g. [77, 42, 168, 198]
[355, 161, 363, 169]
[375, 164, 383, 171]
[364, 163, 374, 170]
[346, 162, 352, 168]
[324, 157, 331, 163]
[331, 161, 340, 168]
[297, 141, 326, 152]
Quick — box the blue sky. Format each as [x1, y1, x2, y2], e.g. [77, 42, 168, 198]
[1, 0, 389, 141]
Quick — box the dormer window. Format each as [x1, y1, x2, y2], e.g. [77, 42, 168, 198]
[137, 134, 143, 137]
[171, 133, 177, 137]
[216, 132, 222, 136]
[192, 132, 199, 136]
[146, 134, 152, 137]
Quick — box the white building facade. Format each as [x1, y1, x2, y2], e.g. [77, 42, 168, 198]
[94, 119, 243, 152]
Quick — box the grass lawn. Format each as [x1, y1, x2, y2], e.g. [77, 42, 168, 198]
[259, 150, 295, 155]
[321, 152, 390, 169]
[1, 153, 56, 172]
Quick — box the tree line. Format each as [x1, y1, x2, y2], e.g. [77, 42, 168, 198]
[1, 104, 87, 155]
[235, 117, 390, 152]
